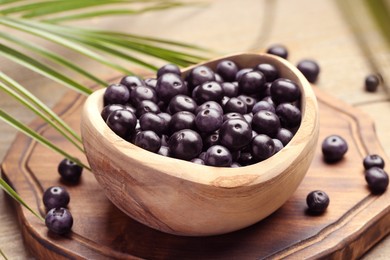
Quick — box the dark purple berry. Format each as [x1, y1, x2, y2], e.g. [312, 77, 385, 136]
[321, 135, 348, 163]
[144, 78, 157, 89]
[103, 84, 130, 105]
[203, 132, 220, 150]
[168, 94, 197, 114]
[136, 100, 160, 117]
[216, 60, 239, 82]
[275, 103, 302, 128]
[276, 128, 294, 146]
[270, 78, 301, 104]
[106, 109, 137, 138]
[223, 97, 248, 114]
[168, 129, 203, 161]
[365, 167, 389, 194]
[193, 81, 224, 104]
[43, 186, 70, 210]
[237, 95, 257, 111]
[266, 44, 288, 59]
[101, 104, 125, 121]
[195, 101, 223, 115]
[195, 108, 223, 133]
[252, 100, 275, 114]
[191, 158, 205, 165]
[139, 112, 167, 135]
[252, 110, 281, 137]
[306, 190, 329, 214]
[297, 59, 320, 83]
[169, 111, 196, 133]
[273, 138, 284, 153]
[134, 130, 161, 153]
[58, 158, 83, 183]
[237, 151, 254, 166]
[365, 74, 380, 92]
[156, 73, 187, 103]
[221, 82, 239, 97]
[238, 70, 266, 95]
[235, 68, 253, 81]
[157, 63, 181, 78]
[219, 118, 252, 151]
[363, 154, 385, 170]
[254, 63, 279, 82]
[222, 112, 245, 122]
[251, 134, 275, 161]
[186, 65, 216, 90]
[129, 86, 157, 106]
[45, 207, 73, 235]
[205, 145, 232, 167]
[120, 75, 145, 92]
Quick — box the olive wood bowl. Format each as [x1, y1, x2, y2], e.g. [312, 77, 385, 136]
[81, 53, 319, 236]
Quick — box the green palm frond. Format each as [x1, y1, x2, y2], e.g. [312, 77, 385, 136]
[0, 0, 211, 214]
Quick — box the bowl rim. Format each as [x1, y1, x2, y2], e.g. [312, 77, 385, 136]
[82, 52, 319, 188]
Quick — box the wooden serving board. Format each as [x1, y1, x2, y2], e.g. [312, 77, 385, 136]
[1, 86, 390, 259]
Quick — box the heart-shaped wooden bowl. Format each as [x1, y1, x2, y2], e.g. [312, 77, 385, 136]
[80, 53, 319, 236]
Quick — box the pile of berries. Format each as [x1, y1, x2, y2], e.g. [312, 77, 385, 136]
[101, 60, 303, 167]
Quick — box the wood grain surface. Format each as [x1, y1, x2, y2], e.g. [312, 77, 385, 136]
[1, 83, 389, 259]
[1, 0, 390, 259]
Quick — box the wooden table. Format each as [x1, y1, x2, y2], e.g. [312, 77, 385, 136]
[1, 0, 389, 258]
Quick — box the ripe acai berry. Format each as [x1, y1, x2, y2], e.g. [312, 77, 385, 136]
[363, 154, 385, 170]
[296, 59, 320, 83]
[321, 135, 348, 163]
[168, 129, 203, 161]
[204, 145, 232, 167]
[58, 158, 83, 183]
[43, 186, 70, 210]
[365, 167, 389, 194]
[45, 207, 73, 235]
[106, 109, 137, 138]
[364, 74, 380, 93]
[266, 44, 289, 59]
[306, 190, 330, 214]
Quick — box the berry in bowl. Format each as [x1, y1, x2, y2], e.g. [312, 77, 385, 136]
[81, 53, 319, 236]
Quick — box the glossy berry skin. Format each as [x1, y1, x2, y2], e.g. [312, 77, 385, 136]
[222, 112, 245, 122]
[169, 111, 196, 133]
[106, 109, 137, 138]
[139, 112, 167, 135]
[254, 63, 279, 82]
[187, 65, 216, 90]
[252, 110, 281, 137]
[195, 108, 223, 134]
[45, 207, 73, 235]
[276, 128, 294, 146]
[365, 167, 389, 194]
[43, 186, 70, 210]
[216, 60, 239, 82]
[237, 95, 257, 112]
[205, 145, 232, 167]
[129, 86, 157, 106]
[364, 74, 380, 92]
[157, 145, 170, 157]
[221, 82, 239, 97]
[223, 97, 248, 114]
[195, 101, 223, 115]
[238, 70, 266, 95]
[193, 81, 224, 104]
[120, 75, 145, 92]
[296, 59, 320, 83]
[306, 190, 329, 214]
[235, 68, 253, 81]
[273, 138, 284, 153]
[101, 104, 125, 121]
[252, 100, 275, 114]
[168, 94, 197, 114]
[275, 103, 302, 128]
[155, 73, 187, 103]
[203, 132, 220, 150]
[144, 78, 157, 89]
[363, 154, 385, 170]
[270, 78, 301, 104]
[58, 158, 83, 183]
[191, 157, 205, 165]
[321, 135, 348, 163]
[219, 118, 252, 151]
[266, 44, 288, 59]
[103, 83, 130, 106]
[134, 130, 161, 153]
[136, 100, 160, 117]
[157, 63, 181, 78]
[251, 134, 275, 161]
[168, 129, 203, 161]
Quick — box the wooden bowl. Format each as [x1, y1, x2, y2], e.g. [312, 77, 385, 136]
[81, 53, 319, 236]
